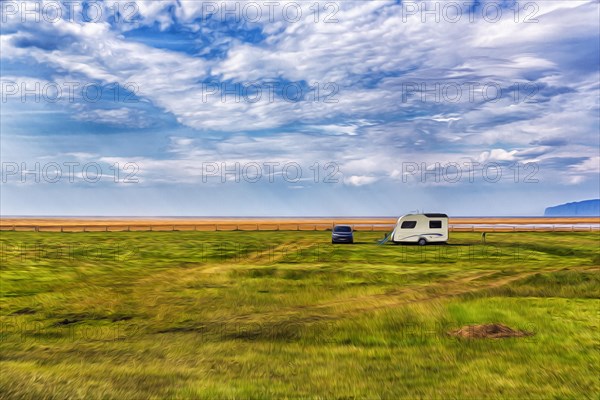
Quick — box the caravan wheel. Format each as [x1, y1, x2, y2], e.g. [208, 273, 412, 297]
[417, 238, 427, 246]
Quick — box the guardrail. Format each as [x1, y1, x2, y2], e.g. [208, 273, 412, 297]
[0, 224, 598, 232]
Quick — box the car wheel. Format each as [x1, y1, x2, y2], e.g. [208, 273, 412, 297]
[417, 238, 427, 246]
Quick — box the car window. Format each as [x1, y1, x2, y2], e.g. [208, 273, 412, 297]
[429, 220, 442, 229]
[400, 221, 417, 229]
[334, 226, 352, 233]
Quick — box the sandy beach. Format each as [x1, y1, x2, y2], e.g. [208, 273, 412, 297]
[1, 216, 598, 232]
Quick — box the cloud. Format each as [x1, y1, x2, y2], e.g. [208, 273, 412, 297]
[567, 175, 586, 185]
[571, 156, 600, 174]
[72, 107, 151, 128]
[345, 175, 379, 186]
[478, 149, 518, 163]
[1, 0, 598, 215]
[3, 1, 598, 137]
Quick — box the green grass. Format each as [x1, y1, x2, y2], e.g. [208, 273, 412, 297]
[1, 231, 599, 399]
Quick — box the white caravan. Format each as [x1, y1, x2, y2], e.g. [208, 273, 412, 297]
[391, 214, 449, 245]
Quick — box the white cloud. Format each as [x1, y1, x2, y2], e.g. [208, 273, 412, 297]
[72, 107, 150, 128]
[478, 149, 518, 163]
[571, 156, 600, 174]
[345, 175, 379, 186]
[1, 0, 598, 194]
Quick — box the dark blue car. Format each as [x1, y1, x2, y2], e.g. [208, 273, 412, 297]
[332, 225, 354, 244]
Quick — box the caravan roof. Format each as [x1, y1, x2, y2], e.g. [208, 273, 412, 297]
[399, 213, 448, 219]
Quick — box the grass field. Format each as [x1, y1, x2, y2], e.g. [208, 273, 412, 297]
[1, 230, 599, 399]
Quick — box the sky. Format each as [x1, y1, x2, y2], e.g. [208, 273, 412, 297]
[0, 0, 599, 216]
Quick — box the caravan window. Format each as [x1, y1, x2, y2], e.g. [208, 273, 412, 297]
[400, 221, 417, 229]
[429, 220, 442, 229]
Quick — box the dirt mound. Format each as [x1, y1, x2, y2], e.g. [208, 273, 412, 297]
[448, 323, 533, 339]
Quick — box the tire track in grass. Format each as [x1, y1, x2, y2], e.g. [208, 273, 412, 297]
[295, 265, 598, 322]
[200, 239, 318, 273]
[164, 265, 596, 331]
[132, 239, 319, 307]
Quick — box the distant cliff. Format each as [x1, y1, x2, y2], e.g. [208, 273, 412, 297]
[544, 199, 600, 216]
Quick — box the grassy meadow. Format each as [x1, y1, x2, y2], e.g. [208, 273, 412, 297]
[0, 230, 599, 399]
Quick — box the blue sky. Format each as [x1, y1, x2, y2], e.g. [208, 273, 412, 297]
[1, 0, 599, 216]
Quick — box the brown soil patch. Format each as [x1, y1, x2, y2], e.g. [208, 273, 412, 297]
[448, 323, 533, 339]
